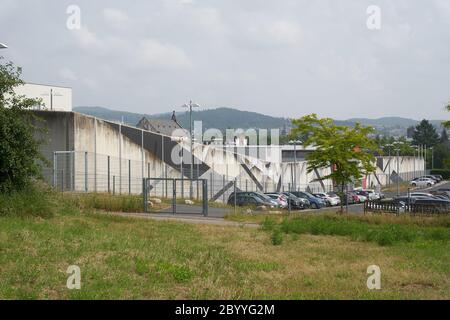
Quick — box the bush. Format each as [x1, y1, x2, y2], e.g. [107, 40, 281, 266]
[0, 58, 47, 193]
[430, 169, 450, 179]
[271, 229, 283, 246]
[0, 183, 56, 218]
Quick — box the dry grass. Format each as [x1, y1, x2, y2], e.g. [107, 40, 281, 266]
[197, 225, 450, 299]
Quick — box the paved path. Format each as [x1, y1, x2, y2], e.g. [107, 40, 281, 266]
[108, 211, 260, 228]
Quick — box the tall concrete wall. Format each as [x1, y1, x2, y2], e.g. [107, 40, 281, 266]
[35, 111, 426, 199]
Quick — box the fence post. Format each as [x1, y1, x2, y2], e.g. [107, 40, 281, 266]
[203, 179, 208, 217]
[84, 152, 88, 192]
[222, 175, 226, 203]
[61, 169, 64, 192]
[234, 178, 237, 215]
[107, 156, 111, 194]
[113, 176, 116, 195]
[210, 172, 213, 199]
[173, 179, 177, 215]
[53, 152, 57, 188]
[129, 159, 131, 195]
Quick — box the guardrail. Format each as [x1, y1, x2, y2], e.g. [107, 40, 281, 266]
[364, 200, 450, 215]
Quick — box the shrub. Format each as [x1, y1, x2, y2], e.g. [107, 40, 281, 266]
[0, 183, 56, 218]
[0, 58, 47, 193]
[430, 169, 450, 179]
[271, 229, 283, 246]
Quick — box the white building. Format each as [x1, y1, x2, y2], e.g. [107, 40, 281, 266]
[14, 83, 72, 111]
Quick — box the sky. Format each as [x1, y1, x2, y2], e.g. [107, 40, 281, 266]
[1, 0, 449, 120]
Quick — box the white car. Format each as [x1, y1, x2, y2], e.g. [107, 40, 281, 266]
[315, 192, 341, 206]
[365, 189, 381, 200]
[410, 178, 435, 188]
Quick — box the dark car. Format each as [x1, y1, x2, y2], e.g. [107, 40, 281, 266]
[280, 192, 308, 209]
[290, 191, 326, 209]
[431, 175, 443, 182]
[228, 192, 277, 206]
[227, 193, 275, 208]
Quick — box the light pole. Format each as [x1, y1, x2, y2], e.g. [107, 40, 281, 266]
[393, 141, 403, 197]
[289, 140, 302, 192]
[0, 43, 7, 49]
[412, 145, 417, 179]
[430, 146, 434, 171]
[181, 101, 200, 198]
[384, 144, 394, 186]
[424, 144, 427, 175]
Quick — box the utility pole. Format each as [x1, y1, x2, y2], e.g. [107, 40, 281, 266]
[289, 140, 302, 192]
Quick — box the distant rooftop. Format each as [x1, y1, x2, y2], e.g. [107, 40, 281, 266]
[136, 116, 182, 136]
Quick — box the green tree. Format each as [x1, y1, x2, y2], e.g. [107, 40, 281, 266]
[443, 104, 450, 129]
[0, 57, 45, 193]
[291, 114, 379, 212]
[412, 119, 439, 148]
[440, 128, 449, 144]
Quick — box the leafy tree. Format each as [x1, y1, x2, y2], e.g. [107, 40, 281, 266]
[0, 57, 45, 193]
[412, 119, 439, 148]
[440, 128, 449, 145]
[291, 114, 379, 212]
[443, 104, 450, 129]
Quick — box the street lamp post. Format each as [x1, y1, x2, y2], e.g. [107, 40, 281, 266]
[385, 144, 394, 186]
[181, 101, 200, 198]
[393, 141, 403, 197]
[430, 147, 434, 171]
[289, 140, 302, 192]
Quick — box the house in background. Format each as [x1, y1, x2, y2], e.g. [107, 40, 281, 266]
[14, 83, 72, 111]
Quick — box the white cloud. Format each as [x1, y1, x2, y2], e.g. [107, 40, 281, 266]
[137, 39, 192, 69]
[103, 8, 130, 27]
[72, 26, 104, 52]
[267, 21, 302, 46]
[59, 67, 77, 81]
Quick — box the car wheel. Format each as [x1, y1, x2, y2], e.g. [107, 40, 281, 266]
[412, 183, 417, 187]
[427, 183, 432, 187]
[311, 203, 318, 209]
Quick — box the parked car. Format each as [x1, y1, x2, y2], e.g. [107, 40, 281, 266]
[430, 190, 450, 199]
[290, 191, 326, 209]
[314, 192, 341, 206]
[228, 192, 278, 207]
[423, 175, 440, 182]
[354, 190, 370, 202]
[431, 174, 443, 182]
[227, 193, 275, 208]
[355, 189, 379, 201]
[409, 192, 436, 198]
[265, 193, 288, 208]
[410, 178, 435, 188]
[281, 192, 309, 209]
[344, 192, 359, 204]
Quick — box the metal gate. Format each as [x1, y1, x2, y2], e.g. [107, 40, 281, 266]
[143, 178, 208, 216]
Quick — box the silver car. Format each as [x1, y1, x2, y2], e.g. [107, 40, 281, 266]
[410, 178, 435, 188]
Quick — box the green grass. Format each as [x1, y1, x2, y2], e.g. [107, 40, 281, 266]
[0, 186, 449, 299]
[267, 214, 450, 246]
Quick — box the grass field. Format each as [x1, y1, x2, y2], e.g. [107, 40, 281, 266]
[0, 188, 449, 299]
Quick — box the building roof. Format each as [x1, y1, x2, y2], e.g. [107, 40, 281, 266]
[136, 116, 182, 136]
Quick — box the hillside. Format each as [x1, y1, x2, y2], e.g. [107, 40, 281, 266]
[73, 106, 290, 130]
[74, 106, 446, 136]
